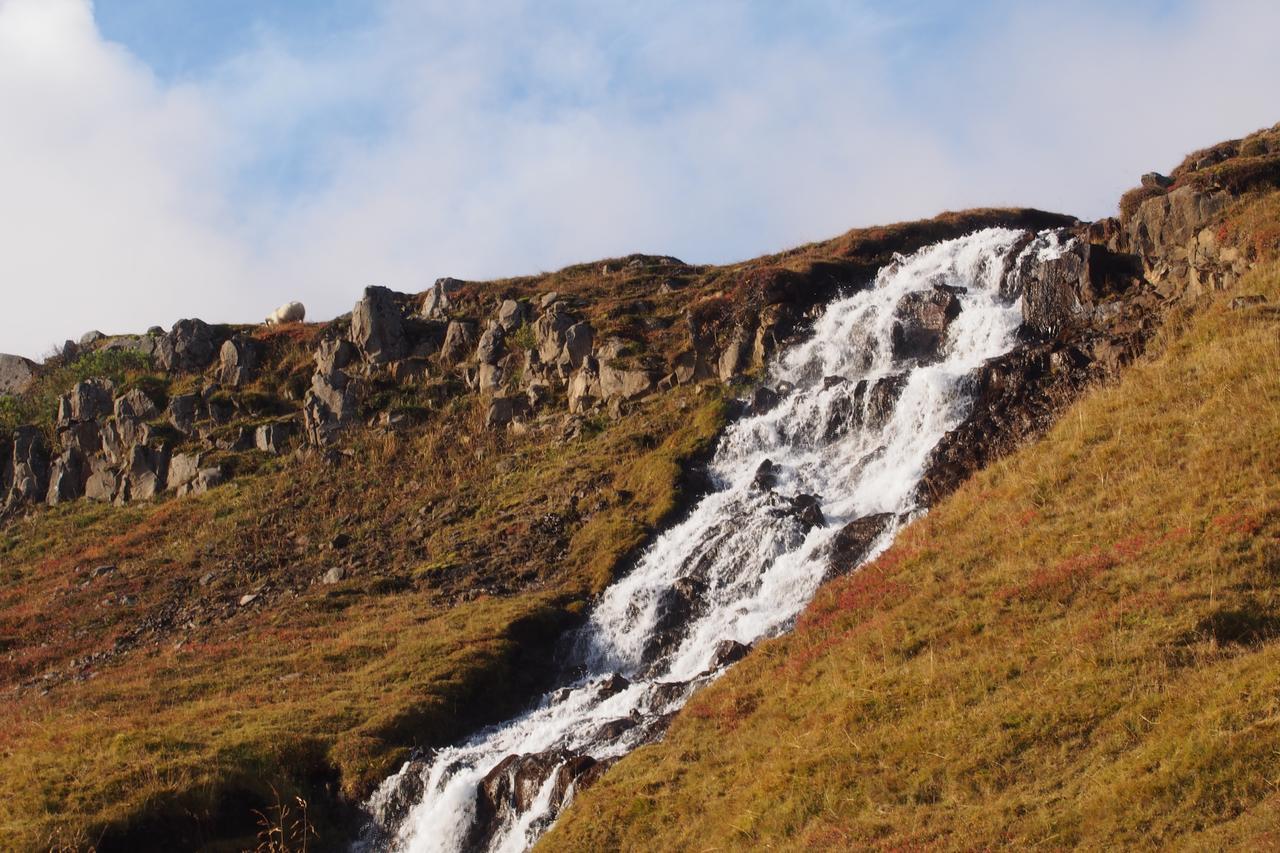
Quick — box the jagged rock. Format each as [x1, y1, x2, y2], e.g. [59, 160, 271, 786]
[599, 364, 657, 401]
[718, 323, 755, 381]
[672, 349, 707, 385]
[1141, 172, 1174, 190]
[0, 354, 38, 396]
[84, 455, 120, 502]
[497, 299, 530, 331]
[476, 322, 506, 365]
[255, 421, 295, 454]
[422, 277, 462, 319]
[118, 444, 169, 503]
[59, 420, 103, 456]
[470, 750, 603, 850]
[1127, 186, 1229, 258]
[304, 364, 357, 446]
[534, 303, 576, 364]
[5, 426, 49, 506]
[351, 285, 408, 364]
[707, 639, 750, 670]
[57, 379, 115, 426]
[79, 330, 105, 348]
[568, 365, 601, 414]
[561, 322, 594, 369]
[218, 336, 263, 387]
[113, 389, 159, 422]
[156, 319, 218, 372]
[315, 338, 356, 376]
[827, 513, 895, 579]
[166, 394, 199, 433]
[440, 320, 478, 365]
[166, 453, 202, 492]
[46, 448, 88, 505]
[891, 286, 962, 362]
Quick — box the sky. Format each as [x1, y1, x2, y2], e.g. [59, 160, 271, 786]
[1, 0, 1278, 358]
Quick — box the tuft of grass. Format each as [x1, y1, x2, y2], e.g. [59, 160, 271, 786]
[544, 258, 1280, 850]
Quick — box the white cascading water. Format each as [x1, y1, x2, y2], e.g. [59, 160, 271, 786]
[361, 227, 1061, 852]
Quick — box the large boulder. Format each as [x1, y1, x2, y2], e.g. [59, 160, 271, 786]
[534, 303, 576, 364]
[46, 448, 88, 505]
[497, 299, 530, 331]
[218, 335, 263, 387]
[599, 364, 658, 402]
[56, 379, 115, 426]
[476, 322, 506, 365]
[421, 277, 462, 319]
[84, 454, 121, 502]
[114, 388, 159, 422]
[0, 354, 38, 396]
[303, 372, 357, 445]
[440, 320, 479, 365]
[156, 319, 218, 372]
[351, 285, 408, 363]
[891, 286, 962, 362]
[166, 394, 200, 434]
[166, 452, 203, 493]
[255, 420, 296, 454]
[561, 322, 594, 369]
[718, 323, 755, 382]
[118, 444, 169, 503]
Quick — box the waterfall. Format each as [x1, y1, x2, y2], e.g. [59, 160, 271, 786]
[360, 227, 1057, 852]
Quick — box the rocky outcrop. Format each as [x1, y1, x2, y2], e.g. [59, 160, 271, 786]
[826, 513, 895, 579]
[351, 286, 408, 364]
[218, 336, 263, 387]
[57, 379, 115, 426]
[0, 354, 38, 396]
[156, 319, 219, 373]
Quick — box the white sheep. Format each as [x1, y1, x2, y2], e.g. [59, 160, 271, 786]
[264, 301, 306, 325]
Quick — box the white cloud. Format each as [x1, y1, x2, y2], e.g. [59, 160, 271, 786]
[0, 0, 1278, 359]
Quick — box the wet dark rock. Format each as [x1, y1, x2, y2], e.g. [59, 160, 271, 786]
[707, 639, 750, 670]
[752, 458, 777, 491]
[827, 513, 895, 579]
[648, 680, 692, 709]
[891, 286, 961, 362]
[597, 673, 630, 698]
[643, 576, 709, 667]
[866, 374, 908, 428]
[749, 385, 779, 416]
[788, 494, 825, 530]
[596, 716, 639, 741]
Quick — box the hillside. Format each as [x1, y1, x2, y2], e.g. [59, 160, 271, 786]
[544, 146, 1280, 848]
[1, 124, 1278, 851]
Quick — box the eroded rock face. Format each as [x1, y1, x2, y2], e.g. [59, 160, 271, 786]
[0, 354, 38, 396]
[534, 303, 576, 364]
[46, 448, 88, 506]
[351, 286, 408, 364]
[6, 426, 49, 507]
[114, 389, 159, 423]
[891, 286, 962, 362]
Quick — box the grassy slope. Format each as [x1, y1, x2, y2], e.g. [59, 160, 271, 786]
[0, 205, 1071, 851]
[544, 263, 1280, 845]
[0, 389, 725, 850]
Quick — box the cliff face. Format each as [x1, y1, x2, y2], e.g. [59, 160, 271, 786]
[1, 125, 1278, 850]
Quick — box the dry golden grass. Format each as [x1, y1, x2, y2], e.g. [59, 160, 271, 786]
[544, 264, 1280, 849]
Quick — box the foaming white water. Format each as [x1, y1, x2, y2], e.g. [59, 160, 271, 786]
[361, 227, 1051, 852]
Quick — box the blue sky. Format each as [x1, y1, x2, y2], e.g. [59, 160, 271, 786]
[0, 0, 1276, 358]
